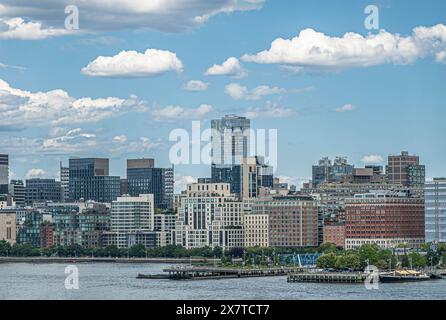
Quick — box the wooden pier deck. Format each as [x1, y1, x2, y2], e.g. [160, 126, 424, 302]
[138, 266, 302, 280]
[287, 272, 368, 283]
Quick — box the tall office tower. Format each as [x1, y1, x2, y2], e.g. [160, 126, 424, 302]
[211, 115, 250, 166]
[240, 156, 274, 200]
[345, 190, 425, 249]
[0, 154, 8, 185]
[126, 158, 174, 209]
[69, 158, 120, 203]
[425, 178, 446, 243]
[386, 151, 425, 195]
[109, 194, 155, 248]
[8, 180, 25, 207]
[60, 161, 69, 202]
[211, 115, 250, 196]
[25, 178, 62, 205]
[175, 183, 245, 249]
[252, 195, 319, 248]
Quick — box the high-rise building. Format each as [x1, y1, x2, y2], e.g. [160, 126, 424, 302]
[126, 159, 174, 209]
[25, 178, 62, 205]
[243, 212, 269, 248]
[108, 194, 155, 248]
[60, 161, 69, 202]
[211, 115, 250, 166]
[69, 158, 120, 203]
[386, 151, 425, 195]
[425, 178, 446, 243]
[8, 180, 25, 207]
[345, 191, 425, 249]
[252, 195, 319, 248]
[211, 115, 251, 196]
[240, 156, 274, 200]
[0, 154, 8, 185]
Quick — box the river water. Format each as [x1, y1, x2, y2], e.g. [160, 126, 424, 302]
[0, 263, 445, 300]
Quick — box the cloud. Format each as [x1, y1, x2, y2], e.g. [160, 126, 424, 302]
[81, 49, 183, 78]
[0, 17, 71, 40]
[25, 168, 48, 179]
[113, 135, 128, 144]
[225, 83, 285, 100]
[0, 1, 264, 34]
[152, 104, 213, 121]
[243, 102, 297, 119]
[241, 24, 446, 72]
[276, 175, 309, 189]
[0, 61, 26, 71]
[182, 80, 209, 92]
[174, 173, 197, 193]
[205, 57, 246, 78]
[0, 79, 147, 127]
[361, 154, 384, 164]
[335, 104, 356, 113]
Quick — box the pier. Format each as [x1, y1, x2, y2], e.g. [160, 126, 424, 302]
[287, 272, 368, 283]
[138, 266, 302, 280]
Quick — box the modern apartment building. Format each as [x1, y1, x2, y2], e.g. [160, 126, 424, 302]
[126, 158, 174, 209]
[425, 178, 446, 243]
[252, 195, 319, 248]
[345, 191, 425, 249]
[109, 194, 155, 248]
[312, 156, 354, 187]
[69, 158, 120, 203]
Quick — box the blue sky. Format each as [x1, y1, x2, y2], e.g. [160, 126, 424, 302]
[0, 0, 445, 191]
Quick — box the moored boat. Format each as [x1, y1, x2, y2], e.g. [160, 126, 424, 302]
[379, 269, 430, 283]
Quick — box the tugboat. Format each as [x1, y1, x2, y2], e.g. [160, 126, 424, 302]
[379, 269, 430, 283]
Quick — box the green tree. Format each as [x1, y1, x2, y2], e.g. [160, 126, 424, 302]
[408, 252, 427, 268]
[335, 253, 361, 270]
[129, 244, 146, 257]
[316, 252, 337, 269]
[318, 243, 337, 254]
[0, 240, 12, 256]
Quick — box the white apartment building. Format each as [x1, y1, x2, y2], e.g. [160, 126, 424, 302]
[110, 194, 155, 248]
[175, 183, 246, 249]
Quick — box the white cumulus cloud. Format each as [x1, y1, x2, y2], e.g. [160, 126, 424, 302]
[182, 80, 209, 91]
[152, 104, 213, 121]
[225, 83, 285, 100]
[361, 154, 384, 164]
[0, 17, 71, 40]
[205, 57, 246, 78]
[241, 24, 446, 72]
[81, 49, 183, 77]
[335, 104, 356, 113]
[25, 168, 48, 179]
[0, 79, 147, 127]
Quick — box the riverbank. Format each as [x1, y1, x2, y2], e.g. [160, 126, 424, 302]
[0, 256, 220, 264]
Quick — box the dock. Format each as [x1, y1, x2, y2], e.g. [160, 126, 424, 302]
[287, 272, 368, 283]
[138, 266, 302, 280]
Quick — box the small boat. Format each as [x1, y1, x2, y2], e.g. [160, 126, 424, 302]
[379, 269, 430, 283]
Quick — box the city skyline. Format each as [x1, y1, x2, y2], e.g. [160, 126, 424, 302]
[1, 0, 445, 191]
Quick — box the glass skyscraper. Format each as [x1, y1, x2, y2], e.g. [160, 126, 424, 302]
[69, 158, 120, 203]
[425, 178, 446, 243]
[126, 159, 174, 209]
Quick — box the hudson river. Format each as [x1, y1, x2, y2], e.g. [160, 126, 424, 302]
[1, 263, 445, 300]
